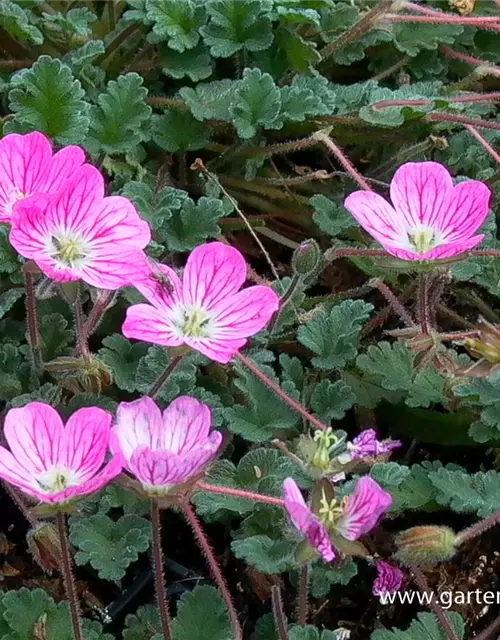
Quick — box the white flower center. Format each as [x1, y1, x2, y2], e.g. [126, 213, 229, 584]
[49, 233, 89, 268]
[6, 188, 26, 215]
[407, 225, 443, 254]
[36, 467, 81, 493]
[171, 304, 214, 338]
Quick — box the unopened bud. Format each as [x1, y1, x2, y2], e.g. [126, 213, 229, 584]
[292, 239, 323, 280]
[27, 523, 63, 573]
[464, 318, 500, 364]
[394, 526, 458, 566]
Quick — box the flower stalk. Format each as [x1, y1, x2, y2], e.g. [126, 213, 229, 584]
[196, 482, 285, 507]
[150, 500, 173, 640]
[73, 288, 90, 359]
[296, 564, 311, 626]
[418, 274, 432, 335]
[181, 502, 243, 640]
[24, 265, 43, 374]
[150, 353, 185, 399]
[56, 512, 84, 640]
[412, 566, 460, 640]
[272, 586, 289, 640]
[313, 129, 372, 191]
[456, 510, 500, 545]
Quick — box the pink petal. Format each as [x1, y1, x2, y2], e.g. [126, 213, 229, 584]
[129, 447, 181, 487]
[79, 249, 151, 290]
[10, 196, 53, 260]
[84, 195, 151, 249]
[210, 285, 280, 339]
[4, 402, 64, 474]
[343, 191, 405, 247]
[437, 180, 491, 242]
[306, 520, 336, 563]
[122, 304, 184, 347]
[385, 234, 484, 262]
[61, 408, 112, 481]
[390, 161, 454, 230]
[182, 242, 248, 309]
[129, 261, 183, 311]
[160, 396, 212, 454]
[39, 145, 86, 197]
[0, 446, 40, 496]
[183, 336, 247, 363]
[113, 397, 163, 460]
[338, 477, 392, 541]
[177, 431, 223, 478]
[373, 561, 404, 598]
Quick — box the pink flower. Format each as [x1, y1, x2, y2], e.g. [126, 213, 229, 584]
[0, 132, 86, 224]
[348, 430, 401, 461]
[283, 478, 336, 562]
[9, 164, 151, 289]
[337, 477, 392, 541]
[344, 161, 491, 261]
[111, 396, 222, 494]
[122, 242, 280, 364]
[0, 402, 122, 504]
[373, 561, 404, 599]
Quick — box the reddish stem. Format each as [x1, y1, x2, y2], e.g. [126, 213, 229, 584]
[384, 14, 500, 30]
[314, 132, 372, 191]
[405, 1, 495, 19]
[272, 586, 289, 640]
[235, 352, 330, 431]
[471, 249, 500, 256]
[440, 46, 500, 76]
[196, 482, 285, 507]
[465, 125, 500, 165]
[327, 248, 388, 259]
[412, 566, 460, 640]
[370, 279, 416, 328]
[182, 502, 243, 640]
[372, 91, 500, 111]
[457, 510, 500, 544]
[426, 112, 500, 132]
[56, 512, 84, 640]
[150, 500, 173, 640]
[296, 564, 311, 626]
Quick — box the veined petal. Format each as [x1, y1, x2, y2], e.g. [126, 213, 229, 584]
[84, 195, 151, 249]
[343, 191, 405, 246]
[161, 396, 212, 454]
[373, 561, 404, 598]
[122, 304, 183, 347]
[62, 408, 112, 481]
[129, 447, 181, 487]
[10, 197, 53, 259]
[182, 242, 248, 309]
[384, 235, 484, 262]
[390, 161, 454, 230]
[0, 446, 39, 496]
[4, 403, 64, 474]
[128, 262, 182, 311]
[210, 285, 280, 339]
[80, 249, 151, 290]
[62, 454, 123, 502]
[183, 336, 247, 364]
[113, 397, 163, 460]
[437, 180, 491, 242]
[338, 477, 392, 541]
[38, 145, 86, 196]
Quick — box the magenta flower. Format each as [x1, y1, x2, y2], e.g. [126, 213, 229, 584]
[348, 430, 401, 461]
[0, 132, 86, 224]
[373, 561, 404, 599]
[9, 164, 151, 289]
[344, 161, 491, 261]
[111, 396, 222, 494]
[283, 478, 336, 562]
[0, 402, 122, 504]
[337, 477, 392, 541]
[122, 242, 280, 364]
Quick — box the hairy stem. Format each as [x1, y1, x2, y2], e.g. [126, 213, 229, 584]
[268, 274, 301, 334]
[236, 352, 329, 431]
[150, 500, 173, 640]
[83, 289, 116, 339]
[412, 566, 460, 640]
[370, 278, 416, 327]
[73, 289, 90, 359]
[473, 613, 500, 640]
[24, 267, 43, 374]
[182, 502, 242, 640]
[313, 130, 372, 191]
[296, 564, 311, 626]
[456, 510, 500, 544]
[196, 482, 285, 507]
[3, 482, 38, 527]
[426, 112, 500, 132]
[440, 45, 500, 77]
[372, 91, 500, 111]
[272, 586, 289, 640]
[56, 512, 84, 640]
[418, 274, 431, 335]
[384, 14, 500, 31]
[150, 353, 185, 399]
[465, 125, 500, 165]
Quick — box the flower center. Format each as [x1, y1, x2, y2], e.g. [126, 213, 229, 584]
[312, 427, 338, 470]
[407, 226, 440, 254]
[51, 234, 88, 268]
[173, 305, 213, 338]
[318, 490, 344, 525]
[36, 467, 80, 493]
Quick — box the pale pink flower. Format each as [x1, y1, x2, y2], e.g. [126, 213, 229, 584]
[9, 164, 151, 289]
[0, 402, 122, 504]
[283, 477, 336, 562]
[348, 430, 401, 461]
[111, 396, 222, 494]
[337, 477, 392, 541]
[373, 561, 404, 599]
[122, 242, 280, 364]
[344, 161, 491, 261]
[0, 132, 86, 224]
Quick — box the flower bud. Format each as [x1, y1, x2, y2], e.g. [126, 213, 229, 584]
[394, 526, 458, 566]
[292, 239, 323, 279]
[464, 318, 500, 364]
[27, 523, 63, 573]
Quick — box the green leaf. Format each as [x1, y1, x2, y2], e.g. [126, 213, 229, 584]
[146, 0, 206, 52]
[123, 605, 162, 640]
[7, 56, 90, 145]
[429, 468, 500, 518]
[275, 27, 320, 73]
[135, 345, 200, 401]
[0, 226, 21, 275]
[159, 196, 227, 251]
[160, 42, 212, 81]
[0, 1, 43, 44]
[98, 334, 149, 392]
[152, 110, 209, 152]
[454, 371, 500, 406]
[356, 341, 415, 392]
[289, 75, 337, 116]
[310, 195, 357, 237]
[120, 182, 185, 228]
[0, 344, 28, 398]
[70, 513, 151, 581]
[66, 40, 106, 68]
[0, 288, 22, 320]
[310, 379, 356, 422]
[370, 612, 465, 639]
[231, 534, 295, 574]
[288, 626, 339, 640]
[393, 23, 463, 57]
[86, 73, 151, 155]
[10, 383, 63, 408]
[230, 68, 282, 138]
[43, 7, 96, 37]
[201, 0, 273, 58]
[172, 586, 232, 640]
[180, 79, 236, 121]
[298, 300, 373, 370]
[406, 368, 447, 408]
[309, 560, 358, 598]
[40, 313, 74, 360]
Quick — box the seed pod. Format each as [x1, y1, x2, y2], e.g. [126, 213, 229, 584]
[394, 525, 458, 566]
[27, 523, 63, 573]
